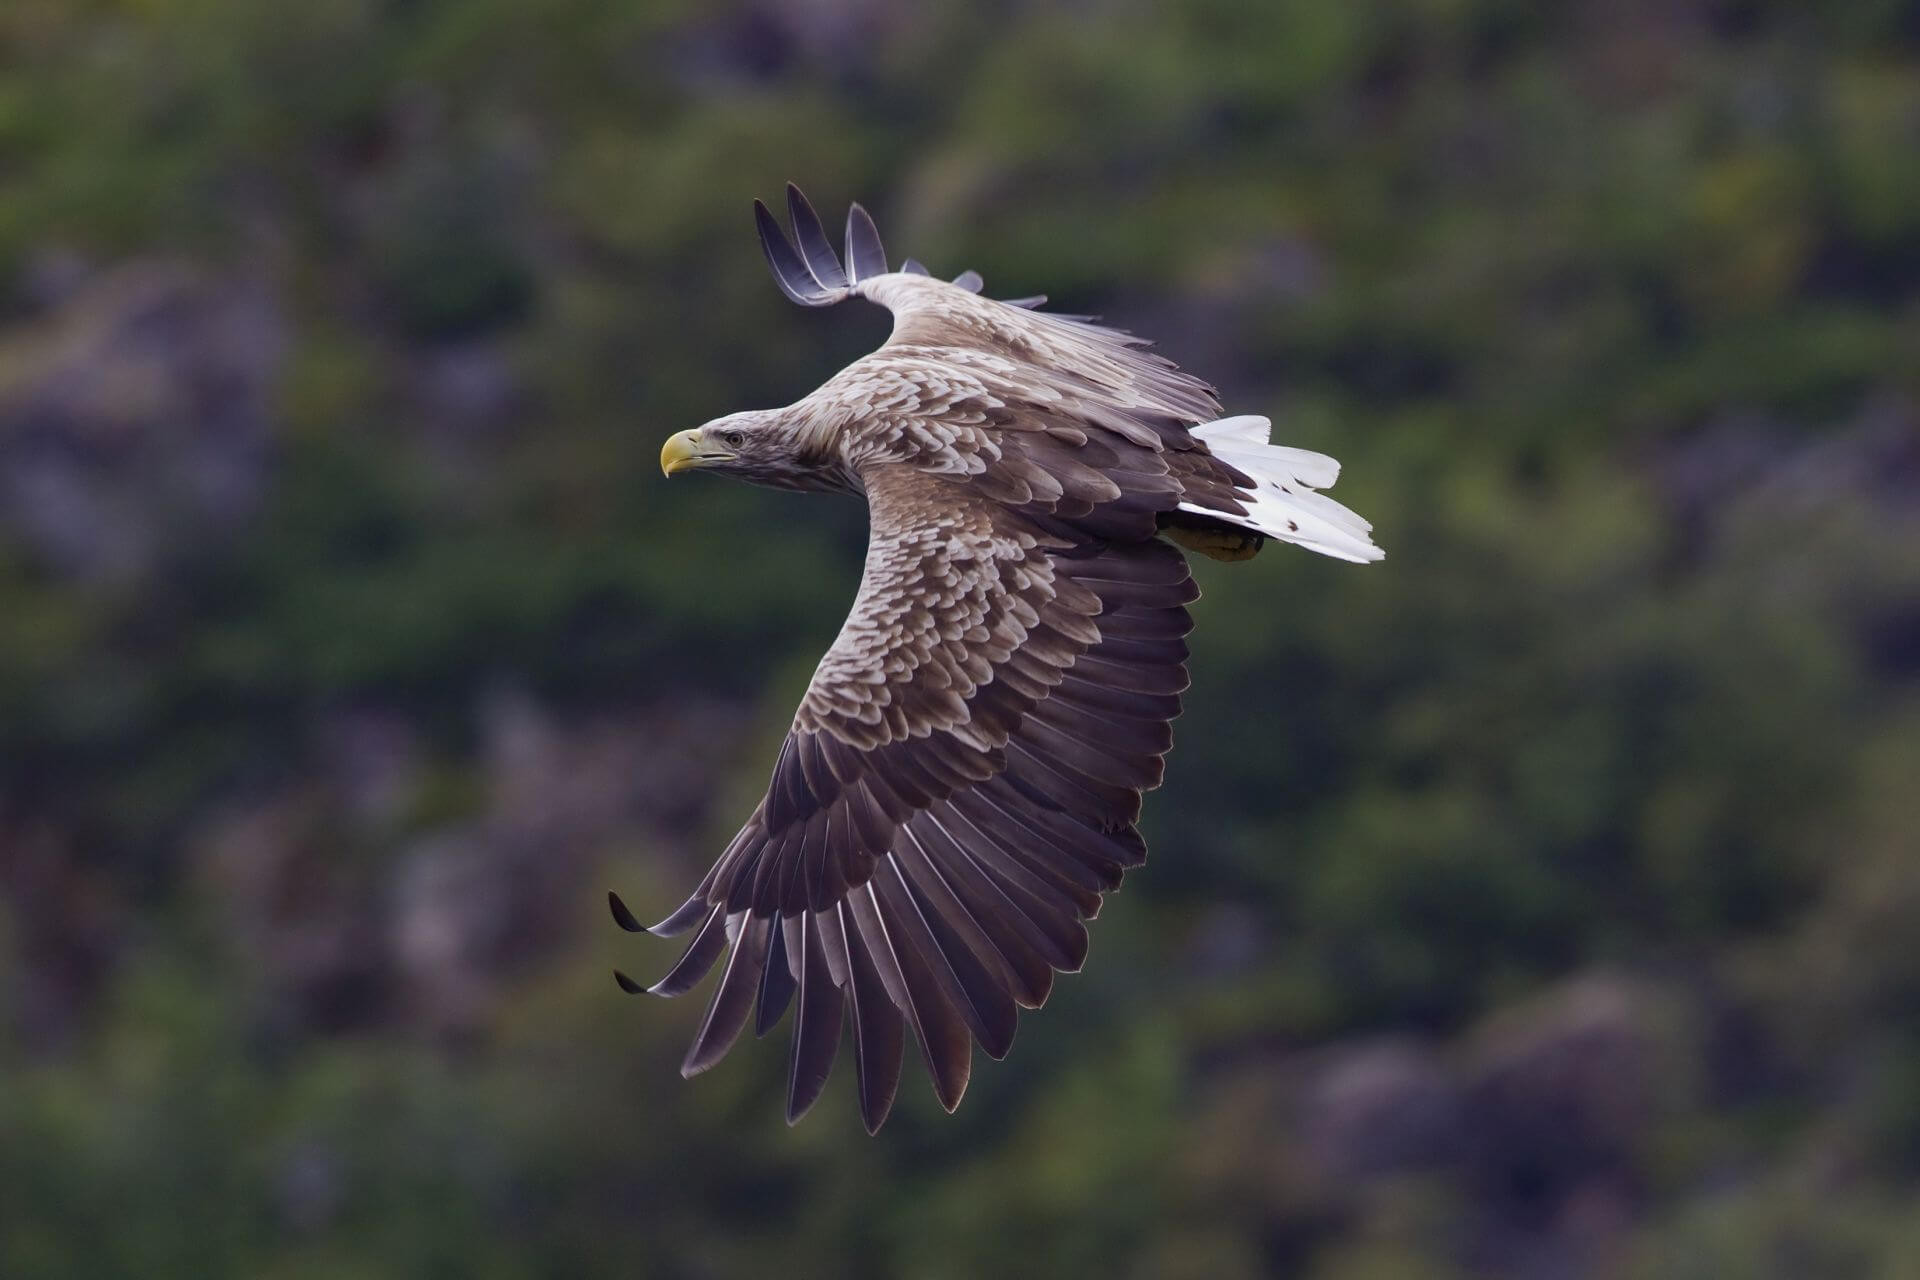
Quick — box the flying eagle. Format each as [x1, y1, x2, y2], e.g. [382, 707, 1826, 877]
[612, 186, 1381, 1132]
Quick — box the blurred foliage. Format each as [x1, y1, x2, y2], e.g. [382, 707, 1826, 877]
[2, 0, 1919, 1276]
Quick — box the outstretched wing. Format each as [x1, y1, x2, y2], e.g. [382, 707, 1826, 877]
[757, 184, 1380, 563]
[614, 465, 1195, 1131]
[757, 184, 1219, 419]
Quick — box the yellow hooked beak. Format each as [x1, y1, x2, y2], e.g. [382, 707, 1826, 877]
[660, 428, 721, 476]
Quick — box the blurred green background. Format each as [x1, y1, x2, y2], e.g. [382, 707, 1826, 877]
[3, 0, 1919, 1276]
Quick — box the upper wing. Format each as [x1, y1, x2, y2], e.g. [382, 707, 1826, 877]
[763, 182, 1378, 563]
[614, 466, 1196, 1131]
[755, 184, 1224, 427]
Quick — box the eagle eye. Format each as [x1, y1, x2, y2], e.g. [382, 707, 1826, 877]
[718, 428, 746, 449]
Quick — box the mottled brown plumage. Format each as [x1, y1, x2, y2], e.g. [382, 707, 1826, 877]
[622, 186, 1380, 1132]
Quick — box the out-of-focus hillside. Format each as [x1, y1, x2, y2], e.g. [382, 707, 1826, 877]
[2, 1, 1919, 1276]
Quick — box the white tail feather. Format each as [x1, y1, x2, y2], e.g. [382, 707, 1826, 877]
[1186, 416, 1383, 563]
[1195, 414, 1272, 446]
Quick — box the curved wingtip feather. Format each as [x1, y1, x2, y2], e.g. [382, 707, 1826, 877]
[609, 891, 644, 932]
[785, 184, 849, 290]
[756, 198, 840, 306]
[616, 890, 711, 937]
[844, 203, 888, 284]
[680, 915, 773, 1076]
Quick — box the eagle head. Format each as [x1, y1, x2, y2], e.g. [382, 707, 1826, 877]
[660, 410, 836, 492]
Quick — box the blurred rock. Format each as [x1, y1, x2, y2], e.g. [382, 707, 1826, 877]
[1653, 409, 1792, 532]
[1569, 0, 1714, 101]
[477, 684, 751, 853]
[274, 1142, 345, 1235]
[412, 340, 522, 436]
[1184, 902, 1268, 980]
[0, 813, 119, 1053]
[1186, 978, 1675, 1277]
[1744, 395, 1920, 516]
[200, 793, 391, 1036]
[1458, 976, 1658, 1274]
[667, 0, 917, 88]
[12, 247, 94, 313]
[1463, 977, 1653, 1197]
[391, 687, 752, 1034]
[1655, 397, 1920, 532]
[0, 262, 284, 584]
[318, 706, 423, 828]
[1300, 1038, 1463, 1185]
[393, 828, 517, 1036]
[197, 690, 751, 1040]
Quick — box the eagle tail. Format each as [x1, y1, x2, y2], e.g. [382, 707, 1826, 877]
[1183, 416, 1384, 564]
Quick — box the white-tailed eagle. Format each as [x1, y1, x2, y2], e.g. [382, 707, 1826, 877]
[612, 186, 1381, 1132]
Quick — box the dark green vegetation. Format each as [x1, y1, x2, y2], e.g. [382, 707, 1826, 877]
[3, 1, 1919, 1275]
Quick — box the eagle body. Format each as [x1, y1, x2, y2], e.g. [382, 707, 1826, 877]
[619, 188, 1380, 1132]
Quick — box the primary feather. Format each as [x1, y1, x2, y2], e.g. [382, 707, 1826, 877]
[622, 185, 1381, 1131]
